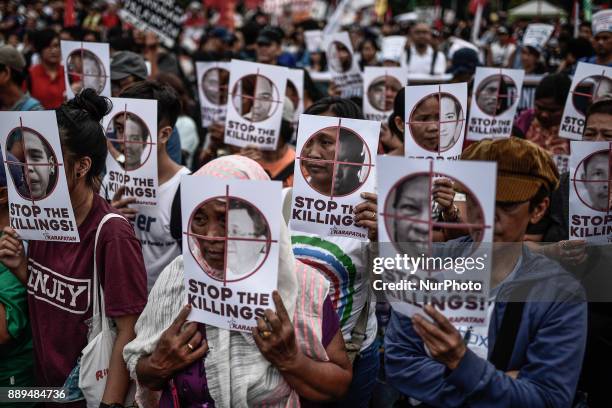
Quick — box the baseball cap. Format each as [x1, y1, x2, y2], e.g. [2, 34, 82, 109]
[0, 45, 26, 72]
[497, 26, 509, 35]
[110, 51, 148, 81]
[461, 138, 559, 202]
[447, 47, 481, 76]
[257, 27, 283, 45]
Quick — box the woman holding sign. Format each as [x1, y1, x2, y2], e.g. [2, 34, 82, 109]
[0, 90, 148, 407]
[123, 156, 352, 407]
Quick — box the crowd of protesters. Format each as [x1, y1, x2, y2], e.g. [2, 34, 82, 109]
[0, 1, 612, 408]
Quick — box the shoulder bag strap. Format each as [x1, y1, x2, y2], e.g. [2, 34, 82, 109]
[93, 213, 127, 331]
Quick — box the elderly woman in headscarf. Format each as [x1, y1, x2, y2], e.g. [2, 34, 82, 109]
[123, 155, 352, 407]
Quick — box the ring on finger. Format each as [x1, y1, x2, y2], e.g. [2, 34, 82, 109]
[260, 330, 272, 339]
[186, 343, 194, 352]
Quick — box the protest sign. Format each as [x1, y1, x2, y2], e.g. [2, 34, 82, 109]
[467, 67, 524, 141]
[569, 141, 612, 243]
[560, 62, 612, 140]
[181, 176, 282, 332]
[0, 111, 79, 242]
[376, 156, 496, 325]
[323, 32, 363, 98]
[61, 40, 111, 99]
[404, 83, 467, 159]
[304, 30, 324, 53]
[224, 60, 289, 151]
[102, 98, 158, 206]
[196, 62, 230, 127]
[363, 67, 407, 122]
[522, 24, 554, 49]
[286, 68, 304, 136]
[290, 114, 380, 241]
[381, 36, 407, 63]
[118, 0, 184, 48]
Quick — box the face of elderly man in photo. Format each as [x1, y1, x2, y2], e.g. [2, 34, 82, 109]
[476, 76, 502, 116]
[390, 174, 431, 256]
[333, 130, 366, 196]
[582, 152, 611, 211]
[202, 68, 230, 105]
[301, 128, 337, 196]
[226, 204, 268, 277]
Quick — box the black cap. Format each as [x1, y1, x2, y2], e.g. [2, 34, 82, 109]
[257, 26, 283, 45]
[110, 51, 148, 81]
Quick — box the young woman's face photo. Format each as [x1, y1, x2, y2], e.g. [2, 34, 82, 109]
[24, 131, 54, 199]
[301, 128, 337, 195]
[410, 95, 440, 152]
[582, 152, 610, 211]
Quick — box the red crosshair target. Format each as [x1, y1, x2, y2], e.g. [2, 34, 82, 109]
[571, 73, 612, 116]
[66, 45, 108, 94]
[184, 185, 277, 286]
[571, 144, 612, 213]
[297, 119, 375, 199]
[201, 67, 230, 106]
[407, 85, 465, 154]
[4, 117, 62, 205]
[474, 71, 519, 117]
[367, 72, 402, 112]
[231, 70, 283, 123]
[380, 161, 492, 274]
[105, 104, 156, 173]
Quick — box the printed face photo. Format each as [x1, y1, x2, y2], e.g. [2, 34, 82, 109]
[327, 41, 353, 73]
[105, 112, 152, 171]
[576, 150, 612, 211]
[408, 93, 463, 153]
[300, 126, 371, 197]
[367, 75, 402, 112]
[66, 49, 107, 94]
[6, 127, 59, 200]
[188, 197, 270, 282]
[475, 74, 518, 116]
[384, 173, 485, 259]
[572, 75, 612, 116]
[231, 74, 279, 122]
[201, 67, 230, 105]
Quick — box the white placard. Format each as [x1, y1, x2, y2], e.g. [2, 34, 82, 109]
[286, 68, 305, 131]
[467, 68, 524, 141]
[381, 36, 407, 63]
[196, 62, 230, 128]
[290, 114, 380, 241]
[181, 176, 282, 332]
[304, 30, 324, 53]
[0, 111, 79, 242]
[569, 141, 612, 243]
[404, 82, 468, 159]
[363, 67, 408, 123]
[522, 24, 554, 49]
[61, 40, 111, 100]
[102, 98, 158, 206]
[224, 60, 289, 151]
[560, 62, 612, 140]
[377, 156, 496, 325]
[323, 32, 363, 98]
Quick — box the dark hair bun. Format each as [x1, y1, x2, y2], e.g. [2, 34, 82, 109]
[69, 88, 112, 122]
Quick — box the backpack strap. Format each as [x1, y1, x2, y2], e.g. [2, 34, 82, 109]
[430, 49, 439, 76]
